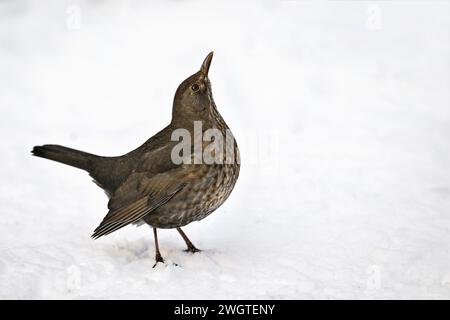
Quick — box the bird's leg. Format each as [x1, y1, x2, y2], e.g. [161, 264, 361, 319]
[152, 227, 164, 267]
[177, 227, 201, 253]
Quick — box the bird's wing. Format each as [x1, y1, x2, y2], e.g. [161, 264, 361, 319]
[91, 168, 188, 239]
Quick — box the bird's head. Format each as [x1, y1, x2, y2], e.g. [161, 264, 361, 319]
[172, 52, 215, 124]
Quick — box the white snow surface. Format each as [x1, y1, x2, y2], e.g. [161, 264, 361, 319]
[0, 0, 449, 299]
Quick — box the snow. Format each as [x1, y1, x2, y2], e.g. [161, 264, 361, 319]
[1, 0, 449, 299]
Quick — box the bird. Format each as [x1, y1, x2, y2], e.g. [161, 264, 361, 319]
[32, 52, 240, 266]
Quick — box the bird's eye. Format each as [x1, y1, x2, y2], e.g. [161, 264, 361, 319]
[191, 84, 199, 92]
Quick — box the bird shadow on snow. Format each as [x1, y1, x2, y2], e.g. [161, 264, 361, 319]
[98, 237, 225, 270]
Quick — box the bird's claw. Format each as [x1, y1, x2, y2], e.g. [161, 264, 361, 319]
[153, 260, 180, 268]
[153, 254, 164, 268]
[184, 246, 201, 254]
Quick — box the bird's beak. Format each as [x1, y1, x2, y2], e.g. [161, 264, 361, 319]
[200, 51, 214, 76]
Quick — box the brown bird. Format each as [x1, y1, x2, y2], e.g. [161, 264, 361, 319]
[32, 52, 240, 266]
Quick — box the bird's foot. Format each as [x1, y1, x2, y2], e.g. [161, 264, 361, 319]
[153, 260, 180, 268]
[152, 253, 165, 268]
[184, 246, 201, 254]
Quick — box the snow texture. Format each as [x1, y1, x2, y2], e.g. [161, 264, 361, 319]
[0, 0, 449, 299]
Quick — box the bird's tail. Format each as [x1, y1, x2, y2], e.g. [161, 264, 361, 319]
[31, 144, 99, 171]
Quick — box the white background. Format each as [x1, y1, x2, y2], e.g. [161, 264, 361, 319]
[0, 0, 449, 299]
